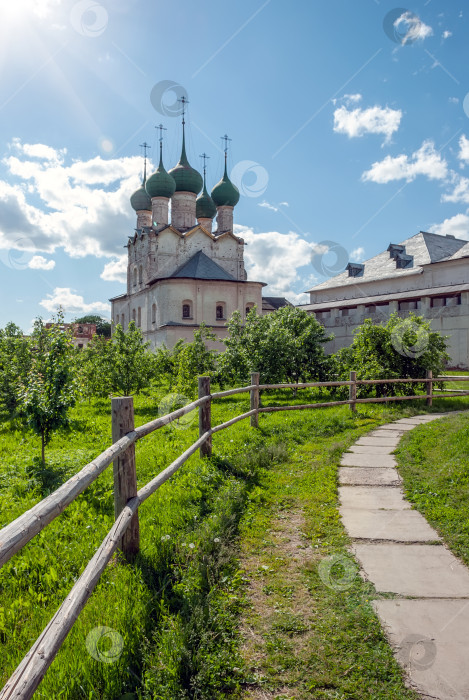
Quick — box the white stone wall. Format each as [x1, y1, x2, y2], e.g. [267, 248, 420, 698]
[315, 299, 469, 369]
[171, 192, 197, 230]
[151, 197, 169, 228]
[216, 206, 233, 233]
[112, 277, 263, 350]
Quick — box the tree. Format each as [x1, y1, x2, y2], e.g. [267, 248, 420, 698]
[333, 313, 450, 397]
[217, 306, 332, 386]
[74, 314, 112, 338]
[19, 316, 77, 462]
[174, 324, 217, 397]
[0, 322, 31, 419]
[108, 322, 155, 396]
[77, 333, 113, 399]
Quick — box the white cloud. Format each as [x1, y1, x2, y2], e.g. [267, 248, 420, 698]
[431, 213, 469, 240]
[442, 30, 452, 40]
[235, 225, 314, 304]
[0, 139, 143, 262]
[101, 256, 127, 283]
[279, 201, 289, 207]
[442, 175, 469, 204]
[449, 97, 459, 104]
[350, 246, 365, 262]
[39, 288, 110, 314]
[343, 93, 362, 105]
[15, 141, 66, 163]
[394, 11, 433, 44]
[28, 255, 55, 270]
[333, 105, 402, 143]
[258, 201, 279, 212]
[362, 140, 448, 184]
[458, 135, 469, 164]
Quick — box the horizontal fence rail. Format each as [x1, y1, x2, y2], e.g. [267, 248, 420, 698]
[1, 371, 469, 699]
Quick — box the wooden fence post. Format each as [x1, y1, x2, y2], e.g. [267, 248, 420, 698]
[426, 369, 433, 407]
[250, 372, 260, 428]
[198, 376, 212, 458]
[111, 397, 140, 560]
[349, 371, 357, 413]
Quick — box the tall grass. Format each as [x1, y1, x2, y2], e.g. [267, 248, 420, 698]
[1, 389, 468, 697]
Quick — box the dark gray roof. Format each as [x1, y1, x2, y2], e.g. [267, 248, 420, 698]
[421, 231, 467, 262]
[262, 296, 294, 310]
[169, 251, 236, 281]
[308, 231, 469, 294]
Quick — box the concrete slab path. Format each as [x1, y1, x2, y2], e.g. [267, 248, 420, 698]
[339, 412, 469, 699]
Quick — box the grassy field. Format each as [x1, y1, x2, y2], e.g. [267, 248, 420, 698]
[395, 410, 469, 567]
[440, 370, 469, 391]
[1, 387, 468, 698]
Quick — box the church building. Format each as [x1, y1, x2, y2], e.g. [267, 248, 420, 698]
[110, 114, 265, 349]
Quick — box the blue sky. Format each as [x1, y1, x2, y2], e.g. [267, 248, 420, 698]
[1, 0, 468, 330]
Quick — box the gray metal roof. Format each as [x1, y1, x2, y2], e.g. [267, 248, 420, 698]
[262, 296, 294, 310]
[308, 232, 468, 294]
[169, 250, 236, 281]
[301, 282, 469, 311]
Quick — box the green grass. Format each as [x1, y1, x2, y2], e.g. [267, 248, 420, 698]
[0, 389, 468, 698]
[238, 410, 420, 699]
[395, 411, 469, 567]
[440, 370, 469, 391]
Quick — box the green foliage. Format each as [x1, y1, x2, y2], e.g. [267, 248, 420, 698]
[109, 322, 156, 396]
[18, 315, 77, 462]
[77, 333, 113, 399]
[174, 324, 217, 397]
[0, 323, 31, 419]
[217, 306, 332, 385]
[333, 313, 450, 397]
[78, 321, 156, 397]
[74, 314, 112, 338]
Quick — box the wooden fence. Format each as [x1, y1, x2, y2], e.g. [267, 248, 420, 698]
[1, 371, 469, 699]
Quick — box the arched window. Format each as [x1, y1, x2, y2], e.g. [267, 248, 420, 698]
[182, 300, 193, 319]
[138, 265, 143, 285]
[121, 314, 125, 329]
[216, 302, 226, 320]
[133, 267, 137, 287]
[245, 303, 254, 317]
[137, 307, 141, 327]
[132, 308, 136, 323]
[152, 303, 157, 324]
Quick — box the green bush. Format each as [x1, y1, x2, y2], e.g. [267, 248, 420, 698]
[332, 313, 449, 397]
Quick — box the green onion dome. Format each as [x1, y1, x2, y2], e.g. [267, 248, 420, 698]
[145, 152, 176, 199]
[130, 181, 152, 211]
[168, 132, 203, 195]
[196, 179, 217, 220]
[211, 161, 240, 207]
